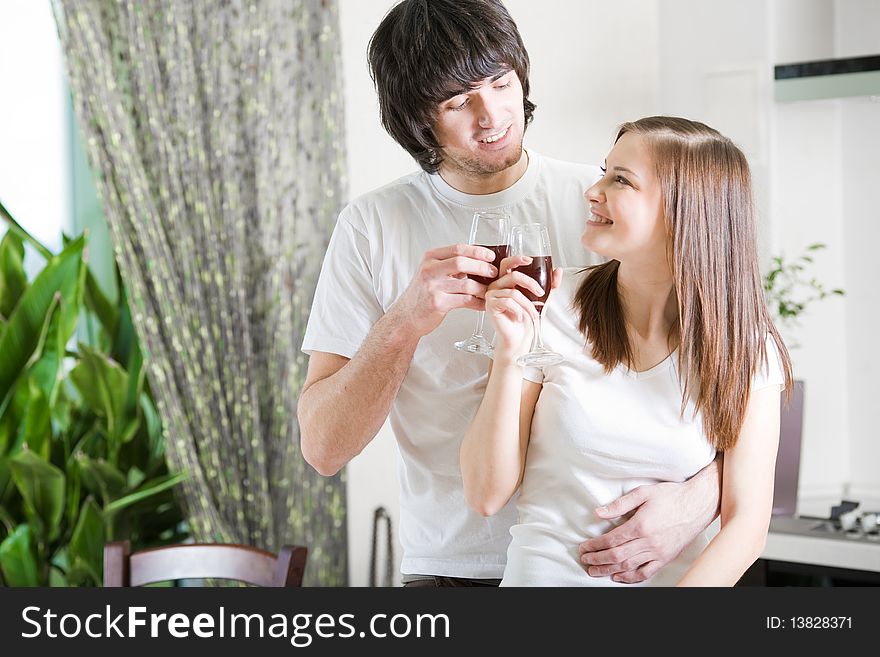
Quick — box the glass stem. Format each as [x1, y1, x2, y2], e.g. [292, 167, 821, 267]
[472, 310, 486, 338]
[531, 311, 545, 351]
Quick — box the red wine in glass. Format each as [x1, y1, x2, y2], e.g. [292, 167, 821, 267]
[518, 255, 552, 313]
[471, 244, 510, 286]
[509, 223, 563, 367]
[455, 211, 510, 356]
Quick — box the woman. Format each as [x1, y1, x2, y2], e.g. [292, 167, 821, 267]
[460, 116, 793, 586]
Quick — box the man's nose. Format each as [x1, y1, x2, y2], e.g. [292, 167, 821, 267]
[476, 94, 502, 129]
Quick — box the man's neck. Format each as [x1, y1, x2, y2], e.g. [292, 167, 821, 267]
[438, 150, 529, 195]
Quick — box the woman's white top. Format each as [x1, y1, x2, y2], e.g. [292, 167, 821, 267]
[501, 268, 785, 586]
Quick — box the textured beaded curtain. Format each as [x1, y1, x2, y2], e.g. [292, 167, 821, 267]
[52, 0, 348, 585]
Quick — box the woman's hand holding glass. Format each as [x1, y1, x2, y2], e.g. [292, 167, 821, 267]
[486, 257, 563, 363]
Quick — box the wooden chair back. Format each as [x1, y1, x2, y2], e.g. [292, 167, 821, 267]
[103, 541, 307, 587]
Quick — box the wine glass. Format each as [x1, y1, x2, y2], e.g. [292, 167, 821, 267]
[509, 223, 564, 367]
[454, 210, 510, 356]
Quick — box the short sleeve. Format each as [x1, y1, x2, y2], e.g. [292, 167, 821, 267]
[522, 365, 544, 384]
[751, 335, 786, 392]
[301, 206, 384, 359]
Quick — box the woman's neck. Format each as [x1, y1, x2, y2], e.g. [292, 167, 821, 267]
[616, 260, 678, 343]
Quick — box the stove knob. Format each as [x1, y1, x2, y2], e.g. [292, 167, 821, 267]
[858, 512, 878, 534]
[839, 509, 860, 531]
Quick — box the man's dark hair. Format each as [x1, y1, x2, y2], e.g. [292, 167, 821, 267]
[368, 0, 536, 174]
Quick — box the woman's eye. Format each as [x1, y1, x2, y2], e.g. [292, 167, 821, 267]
[616, 176, 629, 185]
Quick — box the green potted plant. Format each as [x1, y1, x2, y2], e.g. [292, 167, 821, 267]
[0, 199, 188, 586]
[762, 243, 844, 517]
[763, 243, 845, 350]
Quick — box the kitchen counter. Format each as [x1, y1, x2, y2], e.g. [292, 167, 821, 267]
[760, 515, 880, 576]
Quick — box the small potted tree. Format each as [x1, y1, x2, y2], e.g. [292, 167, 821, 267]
[763, 243, 844, 516]
[0, 200, 189, 586]
[764, 243, 845, 350]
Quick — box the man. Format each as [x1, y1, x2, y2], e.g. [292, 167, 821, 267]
[298, 0, 720, 586]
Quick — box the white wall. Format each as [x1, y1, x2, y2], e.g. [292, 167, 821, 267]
[338, 0, 661, 585]
[771, 0, 880, 510]
[0, 0, 69, 265]
[659, 0, 774, 252]
[769, 0, 851, 509]
[841, 97, 880, 504]
[514, 0, 660, 163]
[836, 0, 880, 504]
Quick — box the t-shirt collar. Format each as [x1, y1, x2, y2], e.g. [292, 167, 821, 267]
[428, 148, 541, 209]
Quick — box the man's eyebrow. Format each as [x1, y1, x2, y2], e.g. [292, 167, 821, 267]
[443, 71, 513, 103]
[442, 88, 470, 103]
[467, 70, 511, 89]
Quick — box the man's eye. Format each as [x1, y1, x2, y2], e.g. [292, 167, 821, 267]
[450, 98, 469, 111]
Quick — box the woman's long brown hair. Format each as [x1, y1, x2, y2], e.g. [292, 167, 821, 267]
[574, 116, 793, 451]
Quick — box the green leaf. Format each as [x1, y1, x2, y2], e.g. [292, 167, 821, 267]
[0, 523, 40, 586]
[84, 270, 118, 341]
[0, 504, 15, 539]
[127, 466, 145, 489]
[105, 471, 187, 515]
[140, 393, 163, 462]
[20, 379, 51, 460]
[9, 449, 65, 542]
[0, 396, 16, 458]
[0, 200, 54, 260]
[111, 286, 136, 369]
[49, 564, 69, 587]
[118, 417, 140, 445]
[69, 344, 127, 442]
[49, 382, 74, 435]
[76, 455, 127, 504]
[123, 346, 144, 419]
[113, 345, 144, 447]
[0, 459, 10, 507]
[69, 497, 104, 585]
[0, 235, 85, 415]
[27, 292, 66, 407]
[0, 230, 27, 319]
[64, 449, 82, 531]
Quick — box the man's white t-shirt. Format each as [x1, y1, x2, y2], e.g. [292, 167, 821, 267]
[302, 151, 601, 578]
[501, 268, 786, 586]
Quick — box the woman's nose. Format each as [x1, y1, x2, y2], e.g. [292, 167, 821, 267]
[585, 181, 603, 203]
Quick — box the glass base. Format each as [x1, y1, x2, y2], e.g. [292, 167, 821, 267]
[516, 349, 564, 367]
[454, 334, 494, 357]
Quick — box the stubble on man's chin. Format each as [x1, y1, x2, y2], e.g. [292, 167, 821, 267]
[451, 143, 524, 178]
